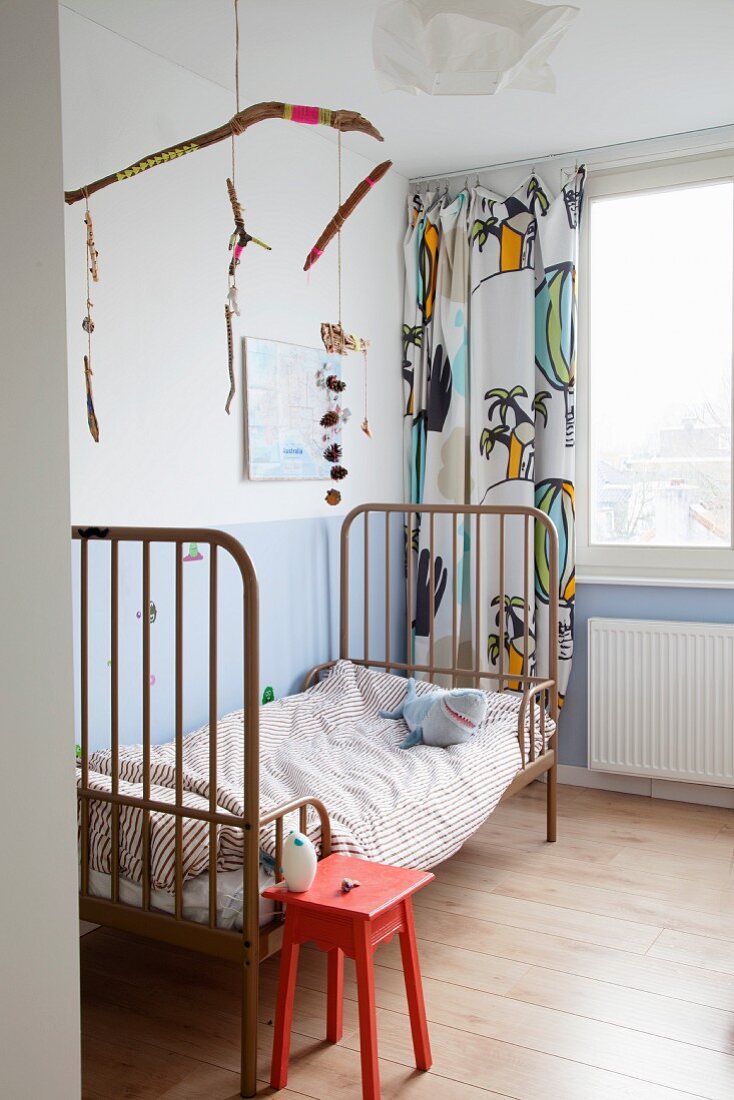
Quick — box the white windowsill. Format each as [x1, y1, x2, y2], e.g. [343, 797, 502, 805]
[576, 572, 734, 590]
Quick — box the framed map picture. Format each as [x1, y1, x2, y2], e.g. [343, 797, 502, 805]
[243, 337, 341, 480]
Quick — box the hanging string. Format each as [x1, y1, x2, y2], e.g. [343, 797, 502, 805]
[231, 0, 240, 186]
[337, 131, 342, 329]
[84, 191, 93, 363]
[361, 345, 372, 438]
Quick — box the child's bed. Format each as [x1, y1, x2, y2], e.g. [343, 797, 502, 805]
[75, 503, 560, 1098]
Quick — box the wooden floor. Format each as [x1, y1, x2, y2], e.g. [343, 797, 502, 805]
[80, 783, 734, 1099]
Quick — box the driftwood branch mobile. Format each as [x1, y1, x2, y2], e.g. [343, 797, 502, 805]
[68, 100, 389, 447]
[64, 102, 384, 205]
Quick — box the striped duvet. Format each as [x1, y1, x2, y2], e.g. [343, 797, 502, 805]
[79, 660, 552, 894]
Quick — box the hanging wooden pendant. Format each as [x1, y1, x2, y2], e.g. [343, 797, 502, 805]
[84, 210, 99, 282]
[84, 354, 100, 443]
[320, 322, 369, 357]
[224, 303, 236, 415]
[82, 199, 100, 442]
[224, 176, 270, 414]
[361, 348, 372, 438]
[304, 160, 392, 270]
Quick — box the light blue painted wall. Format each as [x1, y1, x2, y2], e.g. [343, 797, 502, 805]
[73, 513, 406, 750]
[559, 583, 734, 766]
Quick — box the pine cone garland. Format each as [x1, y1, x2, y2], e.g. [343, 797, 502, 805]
[330, 464, 348, 481]
[320, 410, 339, 428]
[325, 488, 341, 506]
[326, 375, 346, 393]
[323, 443, 342, 463]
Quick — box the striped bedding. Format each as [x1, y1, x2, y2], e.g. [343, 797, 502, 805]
[79, 660, 552, 894]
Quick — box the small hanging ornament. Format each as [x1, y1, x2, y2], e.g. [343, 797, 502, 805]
[325, 488, 342, 506]
[320, 409, 340, 429]
[226, 283, 240, 317]
[320, 322, 369, 358]
[321, 323, 373, 439]
[330, 464, 348, 481]
[323, 443, 342, 463]
[326, 374, 346, 393]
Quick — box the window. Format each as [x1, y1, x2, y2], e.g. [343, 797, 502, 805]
[577, 156, 734, 584]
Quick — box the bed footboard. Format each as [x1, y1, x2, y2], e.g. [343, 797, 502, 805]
[73, 525, 261, 1097]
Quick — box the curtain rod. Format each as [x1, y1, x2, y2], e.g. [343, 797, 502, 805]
[409, 123, 734, 183]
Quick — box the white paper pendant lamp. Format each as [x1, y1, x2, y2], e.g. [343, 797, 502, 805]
[373, 0, 578, 96]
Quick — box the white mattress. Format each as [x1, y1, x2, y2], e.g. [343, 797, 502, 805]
[85, 863, 276, 930]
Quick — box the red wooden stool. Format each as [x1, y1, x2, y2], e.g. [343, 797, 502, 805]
[263, 853, 434, 1099]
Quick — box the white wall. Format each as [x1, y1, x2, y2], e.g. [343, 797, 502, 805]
[60, 8, 406, 527]
[0, 1, 81, 1095]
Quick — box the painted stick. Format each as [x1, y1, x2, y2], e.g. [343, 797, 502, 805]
[84, 211, 99, 282]
[65, 103, 384, 205]
[84, 355, 100, 442]
[304, 160, 392, 271]
[226, 177, 270, 279]
[224, 304, 235, 416]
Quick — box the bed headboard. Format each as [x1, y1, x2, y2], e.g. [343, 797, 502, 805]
[338, 503, 559, 710]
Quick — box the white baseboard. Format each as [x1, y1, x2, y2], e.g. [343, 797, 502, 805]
[557, 764, 734, 809]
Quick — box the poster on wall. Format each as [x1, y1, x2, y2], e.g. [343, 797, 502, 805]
[243, 337, 341, 480]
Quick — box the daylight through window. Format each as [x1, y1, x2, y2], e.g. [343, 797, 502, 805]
[588, 180, 734, 548]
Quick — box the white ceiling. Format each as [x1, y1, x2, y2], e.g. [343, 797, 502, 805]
[62, 0, 734, 178]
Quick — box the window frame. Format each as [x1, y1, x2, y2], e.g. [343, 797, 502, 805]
[576, 152, 734, 586]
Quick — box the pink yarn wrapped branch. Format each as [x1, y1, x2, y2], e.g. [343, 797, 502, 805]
[304, 160, 392, 271]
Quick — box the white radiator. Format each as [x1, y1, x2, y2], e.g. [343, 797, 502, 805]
[588, 617, 734, 787]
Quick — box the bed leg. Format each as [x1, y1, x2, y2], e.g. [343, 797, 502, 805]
[240, 956, 259, 1098]
[546, 759, 557, 843]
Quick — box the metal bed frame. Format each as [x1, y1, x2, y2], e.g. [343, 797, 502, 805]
[74, 502, 558, 1098]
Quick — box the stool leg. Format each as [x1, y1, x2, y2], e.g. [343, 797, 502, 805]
[398, 900, 432, 1071]
[270, 916, 301, 1090]
[326, 947, 344, 1043]
[354, 922, 381, 1100]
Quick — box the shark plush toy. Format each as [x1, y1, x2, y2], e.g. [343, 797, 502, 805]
[380, 678, 488, 749]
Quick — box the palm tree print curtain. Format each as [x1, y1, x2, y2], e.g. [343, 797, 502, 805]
[402, 169, 585, 702]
